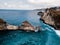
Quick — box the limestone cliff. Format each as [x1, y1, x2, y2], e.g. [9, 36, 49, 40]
[38, 7, 60, 30]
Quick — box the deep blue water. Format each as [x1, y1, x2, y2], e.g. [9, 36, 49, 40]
[0, 10, 60, 45]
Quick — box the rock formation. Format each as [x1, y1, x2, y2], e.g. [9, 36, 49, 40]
[0, 19, 7, 30]
[7, 24, 18, 30]
[0, 18, 18, 30]
[38, 7, 60, 30]
[0, 18, 40, 31]
[18, 21, 35, 31]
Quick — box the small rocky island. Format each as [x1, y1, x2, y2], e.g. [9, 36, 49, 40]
[0, 19, 40, 32]
[18, 21, 35, 31]
[38, 7, 60, 30]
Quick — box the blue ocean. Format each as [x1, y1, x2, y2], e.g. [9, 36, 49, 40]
[0, 9, 60, 45]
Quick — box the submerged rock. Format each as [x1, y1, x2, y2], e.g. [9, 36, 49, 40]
[38, 7, 60, 30]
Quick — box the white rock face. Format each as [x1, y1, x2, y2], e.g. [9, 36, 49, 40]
[24, 27, 34, 30]
[7, 25, 18, 30]
[41, 11, 55, 26]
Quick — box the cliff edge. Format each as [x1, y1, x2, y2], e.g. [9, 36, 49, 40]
[38, 7, 60, 30]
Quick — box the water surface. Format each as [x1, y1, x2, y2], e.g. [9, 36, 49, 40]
[0, 10, 60, 45]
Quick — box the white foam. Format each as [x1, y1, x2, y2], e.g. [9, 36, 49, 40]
[45, 27, 52, 32]
[35, 30, 39, 32]
[54, 30, 60, 36]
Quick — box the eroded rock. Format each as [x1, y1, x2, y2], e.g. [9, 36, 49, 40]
[0, 19, 7, 30]
[38, 7, 60, 30]
[18, 21, 35, 31]
[7, 24, 18, 30]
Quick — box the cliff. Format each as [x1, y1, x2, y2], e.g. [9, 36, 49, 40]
[38, 7, 60, 30]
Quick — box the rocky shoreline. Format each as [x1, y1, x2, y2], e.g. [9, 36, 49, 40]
[38, 7, 60, 30]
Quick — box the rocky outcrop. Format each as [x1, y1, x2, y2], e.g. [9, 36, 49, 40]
[0, 19, 40, 31]
[18, 21, 40, 32]
[38, 7, 60, 30]
[7, 24, 18, 30]
[0, 19, 7, 30]
[0, 19, 18, 30]
[18, 21, 35, 31]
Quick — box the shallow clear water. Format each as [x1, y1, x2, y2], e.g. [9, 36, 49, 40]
[0, 10, 60, 45]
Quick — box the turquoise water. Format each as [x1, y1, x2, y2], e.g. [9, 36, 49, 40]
[0, 10, 60, 45]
